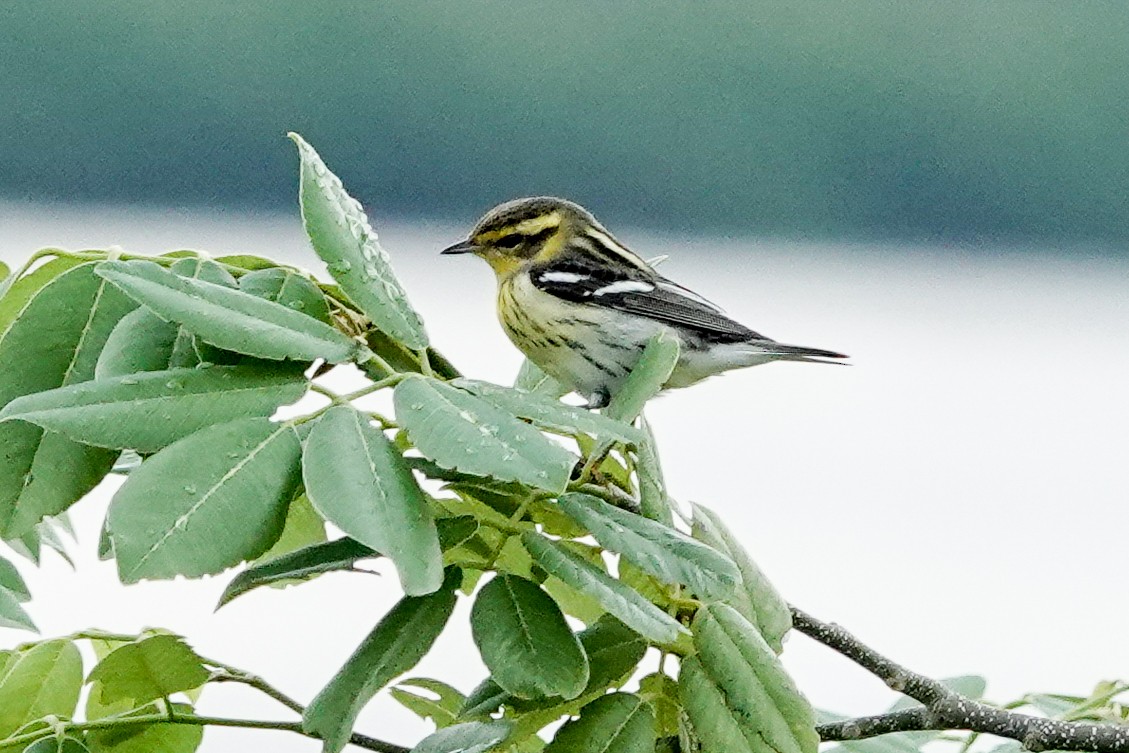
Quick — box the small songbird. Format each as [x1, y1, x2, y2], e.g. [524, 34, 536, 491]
[442, 197, 847, 408]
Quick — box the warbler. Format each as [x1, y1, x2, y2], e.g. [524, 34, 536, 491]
[442, 197, 847, 408]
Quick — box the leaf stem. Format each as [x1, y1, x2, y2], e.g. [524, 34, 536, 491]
[566, 480, 642, 514]
[365, 411, 398, 429]
[340, 374, 405, 402]
[205, 665, 306, 716]
[417, 348, 434, 377]
[308, 383, 342, 403]
[482, 494, 537, 569]
[0, 247, 64, 295]
[61, 250, 179, 266]
[357, 349, 400, 380]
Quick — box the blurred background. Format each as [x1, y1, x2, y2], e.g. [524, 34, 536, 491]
[3, 1, 1129, 246]
[1, 3, 1126, 752]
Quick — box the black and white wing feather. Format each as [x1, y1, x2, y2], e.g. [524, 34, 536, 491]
[529, 252, 765, 344]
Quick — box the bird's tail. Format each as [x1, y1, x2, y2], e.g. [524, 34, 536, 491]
[752, 340, 850, 365]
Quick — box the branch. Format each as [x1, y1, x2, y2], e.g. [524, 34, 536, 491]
[790, 607, 1129, 753]
[0, 712, 410, 753]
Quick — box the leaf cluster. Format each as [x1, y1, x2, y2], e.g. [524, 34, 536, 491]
[0, 135, 814, 753]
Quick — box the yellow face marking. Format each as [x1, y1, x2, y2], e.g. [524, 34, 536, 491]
[481, 253, 524, 278]
[513, 213, 562, 236]
[474, 212, 561, 245]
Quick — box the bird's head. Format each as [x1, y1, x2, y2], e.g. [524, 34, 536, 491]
[441, 196, 599, 277]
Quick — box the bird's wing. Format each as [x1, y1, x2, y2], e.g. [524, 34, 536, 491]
[529, 254, 765, 343]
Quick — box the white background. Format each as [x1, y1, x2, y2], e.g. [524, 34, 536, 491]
[1, 202, 1127, 751]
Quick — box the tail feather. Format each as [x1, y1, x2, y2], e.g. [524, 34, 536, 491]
[753, 340, 850, 364]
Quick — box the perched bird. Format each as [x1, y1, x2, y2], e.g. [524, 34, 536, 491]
[442, 197, 847, 408]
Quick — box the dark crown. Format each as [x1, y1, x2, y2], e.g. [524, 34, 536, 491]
[471, 196, 597, 239]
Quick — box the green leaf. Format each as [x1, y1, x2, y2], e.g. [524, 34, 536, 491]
[96, 515, 114, 561]
[691, 503, 791, 653]
[95, 308, 181, 379]
[0, 640, 83, 737]
[578, 615, 649, 692]
[522, 533, 686, 646]
[0, 555, 30, 601]
[213, 253, 287, 272]
[255, 492, 327, 561]
[491, 536, 536, 580]
[303, 568, 460, 753]
[0, 262, 136, 537]
[604, 333, 680, 423]
[0, 255, 88, 339]
[541, 576, 605, 625]
[5, 516, 75, 569]
[0, 588, 35, 632]
[452, 379, 644, 445]
[445, 478, 528, 519]
[87, 635, 208, 706]
[22, 735, 90, 753]
[469, 573, 589, 700]
[218, 537, 377, 608]
[558, 493, 741, 601]
[411, 721, 513, 753]
[290, 132, 428, 349]
[109, 418, 302, 583]
[95, 260, 361, 363]
[303, 405, 443, 595]
[238, 267, 331, 324]
[168, 256, 239, 287]
[635, 416, 673, 525]
[83, 637, 157, 721]
[394, 376, 574, 494]
[690, 604, 818, 753]
[165, 257, 242, 367]
[513, 359, 568, 399]
[460, 679, 511, 719]
[390, 678, 465, 730]
[85, 703, 202, 753]
[95, 258, 238, 379]
[36, 518, 74, 567]
[0, 261, 9, 284]
[678, 657, 755, 753]
[618, 559, 668, 605]
[436, 516, 480, 551]
[0, 365, 308, 453]
[546, 692, 655, 753]
[361, 330, 460, 382]
[639, 673, 681, 738]
[461, 614, 646, 719]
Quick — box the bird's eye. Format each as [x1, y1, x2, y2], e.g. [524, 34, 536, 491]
[495, 234, 524, 249]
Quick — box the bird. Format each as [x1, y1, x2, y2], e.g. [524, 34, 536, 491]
[441, 197, 847, 408]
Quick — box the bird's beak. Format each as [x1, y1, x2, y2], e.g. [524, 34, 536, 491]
[440, 239, 478, 255]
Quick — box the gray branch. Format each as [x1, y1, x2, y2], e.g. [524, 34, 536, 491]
[348, 731, 409, 753]
[790, 607, 1129, 753]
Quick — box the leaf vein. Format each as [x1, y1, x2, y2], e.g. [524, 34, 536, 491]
[125, 423, 289, 579]
[60, 275, 109, 386]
